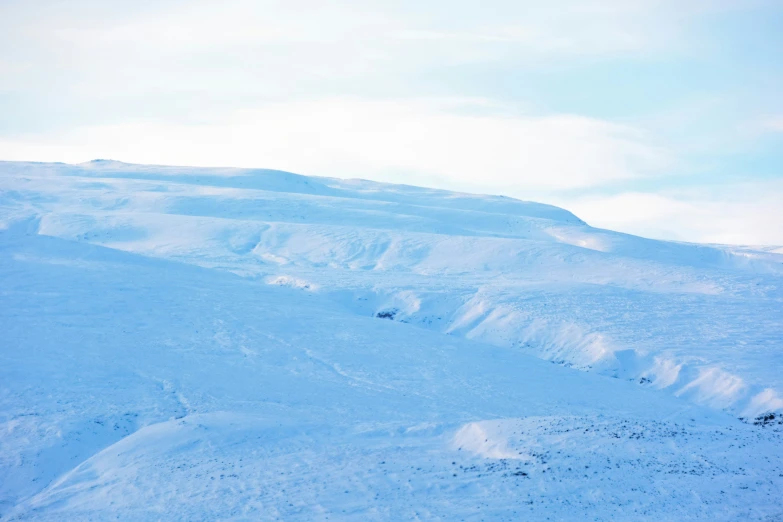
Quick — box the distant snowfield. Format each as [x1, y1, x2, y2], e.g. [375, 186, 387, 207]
[1, 160, 782, 520]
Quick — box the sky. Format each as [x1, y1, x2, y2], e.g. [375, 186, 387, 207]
[1, 0, 782, 245]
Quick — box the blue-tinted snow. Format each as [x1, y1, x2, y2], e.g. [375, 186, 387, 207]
[1, 161, 782, 520]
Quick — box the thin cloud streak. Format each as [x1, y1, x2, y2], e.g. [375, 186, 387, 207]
[554, 182, 783, 245]
[0, 98, 670, 192]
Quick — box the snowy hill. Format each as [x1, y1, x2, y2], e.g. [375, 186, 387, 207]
[1, 160, 782, 520]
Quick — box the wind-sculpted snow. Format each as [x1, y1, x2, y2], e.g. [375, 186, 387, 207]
[2, 160, 781, 416]
[1, 161, 783, 519]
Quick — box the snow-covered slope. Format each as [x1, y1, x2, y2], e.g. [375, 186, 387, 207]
[1, 160, 782, 520]
[3, 160, 781, 416]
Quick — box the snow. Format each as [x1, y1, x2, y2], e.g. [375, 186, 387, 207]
[1, 160, 782, 520]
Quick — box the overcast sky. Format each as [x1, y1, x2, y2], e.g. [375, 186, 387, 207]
[1, 0, 782, 244]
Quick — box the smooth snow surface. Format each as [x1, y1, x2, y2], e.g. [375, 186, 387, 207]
[1, 160, 782, 520]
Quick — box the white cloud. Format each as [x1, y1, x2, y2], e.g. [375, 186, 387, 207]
[0, 98, 668, 192]
[0, 0, 747, 99]
[761, 118, 783, 132]
[554, 182, 783, 245]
